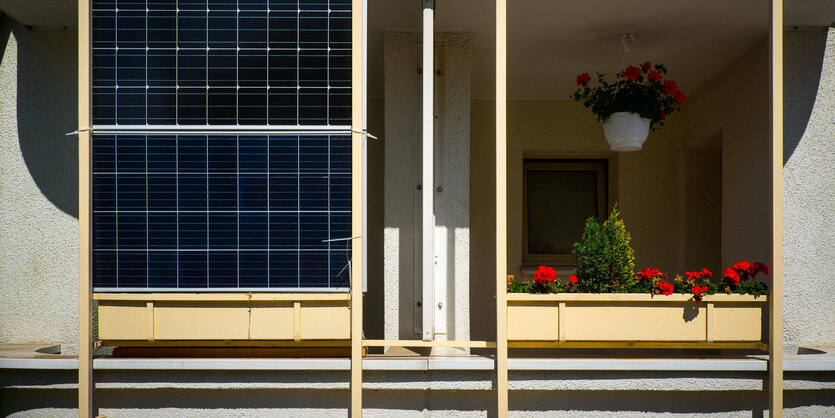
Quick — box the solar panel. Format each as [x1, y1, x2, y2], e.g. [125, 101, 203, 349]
[92, 0, 352, 126]
[92, 133, 352, 290]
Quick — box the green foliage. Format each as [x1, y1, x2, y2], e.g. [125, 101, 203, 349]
[572, 207, 636, 293]
[603, 209, 637, 292]
[732, 281, 769, 296]
[571, 63, 685, 131]
[507, 280, 569, 294]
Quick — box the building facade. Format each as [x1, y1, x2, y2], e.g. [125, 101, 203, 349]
[1, 0, 835, 416]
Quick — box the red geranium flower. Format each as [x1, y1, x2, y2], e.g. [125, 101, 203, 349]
[733, 261, 753, 275]
[754, 262, 770, 276]
[701, 268, 712, 278]
[621, 65, 641, 81]
[576, 73, 591, 86]
[533, 265, 557, 284]
[569, 274, 578, 284]
[657, 281, 674, 296]
[723, 267, 740, 286]
[647, 70, 661, 83]
[662, 80, 679, 95]
[641, 61, 652, 71]
[673, 90, 686, 104]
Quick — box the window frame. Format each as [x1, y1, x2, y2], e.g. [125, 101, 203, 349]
[522, 159, 608, 265]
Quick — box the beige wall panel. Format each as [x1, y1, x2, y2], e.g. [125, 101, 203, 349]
[507, 303, 559, 341]
[713, 304, 763, 341]
[301, 302, 351, 340]
[98, 303, 147, 340]
[249, 304, 295, 340]
[565, 303, 706, 341]
[153, 303, 250, 340]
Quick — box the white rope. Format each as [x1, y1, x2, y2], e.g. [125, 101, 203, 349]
[351, 129, 379, 141]
[621, 33, 635, 68]
[65, 127, 92, 136]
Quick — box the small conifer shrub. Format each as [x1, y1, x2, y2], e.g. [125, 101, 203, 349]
[572, 207, 636, 293]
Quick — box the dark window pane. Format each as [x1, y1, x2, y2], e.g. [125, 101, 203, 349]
[527, 169, 599, 254]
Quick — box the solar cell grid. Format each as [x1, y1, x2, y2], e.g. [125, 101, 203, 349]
[92, 0, 351, 126]
[92, 134, 351, 290]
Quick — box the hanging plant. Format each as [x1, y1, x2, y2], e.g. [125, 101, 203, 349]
[571, 61, 686, 131]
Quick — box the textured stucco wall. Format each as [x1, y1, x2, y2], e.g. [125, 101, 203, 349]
[383, 32, 471, 342]
[0, 20, 79, 352]
[682, 40, 772, 269]
[684, 28, 835, 353]
[782, 28, 835, 353]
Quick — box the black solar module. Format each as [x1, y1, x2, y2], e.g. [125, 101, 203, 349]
[92, 0, 351, 126]
[90, 0, 353, 290]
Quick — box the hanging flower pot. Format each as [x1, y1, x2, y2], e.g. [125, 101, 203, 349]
[603, 111, 651, 151]
[571, 62, 686, 152]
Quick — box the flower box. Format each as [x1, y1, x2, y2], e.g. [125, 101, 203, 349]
[95, 293, 351, 345]
[507, 293, 765, 346]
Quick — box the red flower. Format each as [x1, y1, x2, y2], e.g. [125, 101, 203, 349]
[621, 65, 641, 81]
[647, 70, 661, 83]
[533, 265, 557, 284]
[723, 267, 740, 286]
[754, 262, 770, 276]
[673, 90, 686, 104]
[637, 267, 664, 281]
[662, 80, 679, 95]
[691, 284, 709, 301]
[576, 73, 591, 86]
[569, 274, 578, 284]
[657, 281, 674, 296]
[641, 61, 652, 71]
[733, 261, 753, 275]
[701, 268, 712, 278]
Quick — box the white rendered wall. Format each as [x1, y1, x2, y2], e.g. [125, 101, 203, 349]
[383, 32, 471, 342]
[0, 19, 80, 353]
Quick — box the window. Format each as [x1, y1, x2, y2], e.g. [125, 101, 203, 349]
[523, 160, 607, 264]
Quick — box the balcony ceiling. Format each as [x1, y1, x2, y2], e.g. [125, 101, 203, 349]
[369, 0, 835, 99]
[1, 0, 832, 99]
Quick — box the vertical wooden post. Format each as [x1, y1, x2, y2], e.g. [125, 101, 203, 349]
[769, 0, 784, 416]
[78, 0, 93, 416]
[350, 0, 365, 415]
[495, 0, 508, 416]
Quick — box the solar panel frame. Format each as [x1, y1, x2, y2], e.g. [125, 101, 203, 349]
[90, 0, 359, 292]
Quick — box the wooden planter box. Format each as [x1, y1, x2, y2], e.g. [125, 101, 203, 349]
[95, 293, 350, 345]
[507, 293, 766, 348]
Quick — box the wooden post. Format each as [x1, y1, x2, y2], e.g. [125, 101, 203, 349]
[495, 0, 508, 416]
[350, 0, 365, 415]
[769, 0, 784, 416]
[78, 0, 93, 415]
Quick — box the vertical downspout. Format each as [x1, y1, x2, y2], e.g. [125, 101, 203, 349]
[421, 0, 435, 342]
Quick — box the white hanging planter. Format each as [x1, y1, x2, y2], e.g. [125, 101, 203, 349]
[603, 111, 651, 152]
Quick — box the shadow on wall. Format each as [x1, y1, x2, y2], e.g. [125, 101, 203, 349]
[10, 18, 79, 218]
[784, 30, 828, 164]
